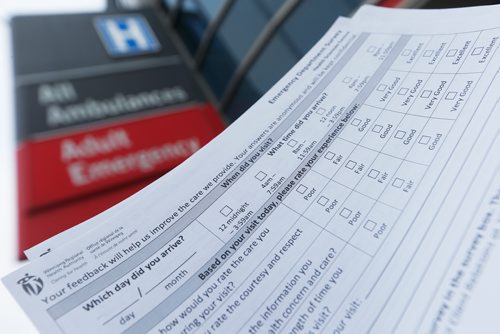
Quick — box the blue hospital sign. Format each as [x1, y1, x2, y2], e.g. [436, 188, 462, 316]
[94, 15, 161, 57]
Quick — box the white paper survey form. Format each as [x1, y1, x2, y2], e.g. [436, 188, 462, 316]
[5, 5, 500, 334]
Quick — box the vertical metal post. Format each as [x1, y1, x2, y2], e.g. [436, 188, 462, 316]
[194, 0, 236, 69]
[219, 0, 302, 113]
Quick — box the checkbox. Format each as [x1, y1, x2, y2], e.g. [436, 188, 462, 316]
[220, 206, 233, 217]
[288, 139, 298, 147]
[420, 90, 432, 98]
[317, 196, 329, 206]
[419, 135, 431, 145]
[316, 108, 326, 115]
[402, 49, 412, 56]
[255, 171, 267, 181]
[343, 76, 352, 84]
[394, 130, 406, 139]
[367, 46, 376, 53]
[377, 84, 387, 91]
[392, 178, 404, 188]
[351, 118, 362, 126]
[398, 87, 409, 95]
[363, 220, 377, 231]
[423, 50, 434, 57]
[445, 91, 457, 100]
[372, 124, 383, 133]
[324, 151, 336, 160]
[296, 184, 308, 194]
[472, 47, 484, 56]
[345, 160, 357, 170]
[368, 169, 380, 179]
[340, 208, 352, 218]
[446, 49, 458, 57]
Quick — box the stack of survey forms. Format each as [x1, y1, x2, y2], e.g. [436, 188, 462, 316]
[5, 5, 500, 333]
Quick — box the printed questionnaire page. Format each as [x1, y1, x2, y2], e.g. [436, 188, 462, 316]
[5, 9, 500, 334]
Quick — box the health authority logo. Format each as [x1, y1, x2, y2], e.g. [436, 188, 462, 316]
[17, 273, 44, 296]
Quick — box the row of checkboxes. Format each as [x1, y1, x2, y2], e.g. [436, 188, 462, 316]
[446, 47, 484, 57]
[297, 169, 404, 201]
[300, 188, 384, 231]
[393, 130, 433, 144]
[379, 85, 458, 100]
[222, 167, 406, 217]
[299, 171, 405, 194]
[223, 180, 403, 218]
[337, 207, 379, 231]
[365, 166, 406, 187]
[366, 167, 405, 187]
[398, 88, 458, 99]
[221, 196, 382, 233]
[322, 133, 432, 162]
[367, 122, 433, 144]
[401, 46, 484, 58]
[297, 175, 404, 208]
[348, 116, 437, 145]
[377, 84, 459, 101]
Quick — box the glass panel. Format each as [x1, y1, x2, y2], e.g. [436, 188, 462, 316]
[163, 0, 224, 54]
[226, 0, 366, 120]
[201, 0, 285, 98]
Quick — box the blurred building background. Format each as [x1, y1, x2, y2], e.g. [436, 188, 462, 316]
[163, 0, 368, 120]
